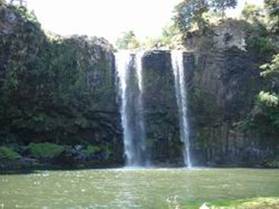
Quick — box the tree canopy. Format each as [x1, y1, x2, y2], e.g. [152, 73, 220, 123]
[264, 0, 279, 33]
[250, 0, 279, 134]
[115, 31, 140, 50]
[173, 0, 237, 33]
[241, 3, 264, 23]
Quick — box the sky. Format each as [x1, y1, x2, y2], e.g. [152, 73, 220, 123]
[26, 0, 264, 43]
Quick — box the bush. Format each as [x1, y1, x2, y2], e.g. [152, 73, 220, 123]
[263, 155, 279, 168]
[82, 145, 101, 158]
[28, 143, 64, 159]
[246, 36, 275, 57]
[0, 146, 21, 160]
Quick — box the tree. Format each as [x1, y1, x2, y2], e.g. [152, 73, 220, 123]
[160, 23, 182, 48]
[9, 0, 26, 6]
[264, 0, 279, 33]
[265, 0, 279, 17]
[210, 0, 237, 16]
[242, 3, 264, 23]
[253, 54, 279, 132]
[173, 0, 237, 33]
[115, 31, 140, 50]
[248, 0, 279, 134]
[174, 0, 209, 33]
[261, 53, 279, 84]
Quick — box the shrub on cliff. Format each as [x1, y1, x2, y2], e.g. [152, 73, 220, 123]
[256, 54, 279, 133]
[27, 143, 64, 159]
[0, 146, 21, 160]
[81, 145, 101, 159]
[246, 54, 279, 136]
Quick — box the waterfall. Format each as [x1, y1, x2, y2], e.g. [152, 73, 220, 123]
[115, 51, 148, 167]
[171, 51, 192, 168]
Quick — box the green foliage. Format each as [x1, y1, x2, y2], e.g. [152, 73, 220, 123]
[28, 143, 64, 159]
[173, 0, 237, 33]
[82, 145, 101, 158]
[246, 36, 275, 58]
[264, 0, 279, 33]
[142, 37, 162, 49]
[247, 0, 279, 134]
[141, 24, 182, 49]
[115, 31, 140, 49]
[160, 23, 182, 48]
[261, 53, 279, 77]
[260, 54, 279, 105]
[258, 91, 279, 107]
[265, 0, 279, 17]
[242, 3, 264, 23]
[250, 92, 279, 136]
[246, 52, 279, 136]
[0, 6, 118, 147]
[263, 158, 279, 168]
[255, 55, 279, 131]
[13, 5, 39, 24]
[242, 2, 277, 60]
[241, 5, 276, 59]
[174, 0, 209, 33]
[0, 146, 21, 160]
[210, 0, 237, 14]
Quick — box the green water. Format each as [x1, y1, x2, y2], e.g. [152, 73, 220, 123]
[0, 168, 278, 209]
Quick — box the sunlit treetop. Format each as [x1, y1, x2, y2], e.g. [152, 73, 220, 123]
[174, 0, 237, 33]
[264, 0, 279, 32]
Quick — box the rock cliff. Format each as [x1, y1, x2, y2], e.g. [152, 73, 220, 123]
[0, 5, 277, 169]
[0, 5, 123, 168]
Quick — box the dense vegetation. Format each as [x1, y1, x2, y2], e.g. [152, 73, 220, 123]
[173, 0, 237, 33]
[0, 4, 122, 167]
[172, 0, 279, 138]
[0, 0, 278, 168]
[241, 0, 279, 137]
[115, 31, 140, 50]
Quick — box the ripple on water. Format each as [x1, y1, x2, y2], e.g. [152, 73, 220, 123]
[0, 168, 278, 209]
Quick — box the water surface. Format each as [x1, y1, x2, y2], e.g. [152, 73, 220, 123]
[1, 168, 279, 209]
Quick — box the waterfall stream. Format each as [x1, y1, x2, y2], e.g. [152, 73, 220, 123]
[171, 51, 192, 168]
[115, 51, 148, 167]
[116, 50, 192, 168]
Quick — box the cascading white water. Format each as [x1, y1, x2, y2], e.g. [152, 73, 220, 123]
[171, 50, 192, 168]
[115, 51, 132, 166]
[115, 51, 148, 167]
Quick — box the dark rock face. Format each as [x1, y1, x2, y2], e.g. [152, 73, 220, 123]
[142, 50, 183, 165]
[137, 22, 278, 167]
[110, 44, 277, 167]
[184, 31, 278, 167]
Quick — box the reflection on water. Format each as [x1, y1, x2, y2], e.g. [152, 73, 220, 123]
[0, 168, 279, 209]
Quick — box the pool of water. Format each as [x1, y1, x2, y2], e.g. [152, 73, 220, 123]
[0, 168, 278, 209]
